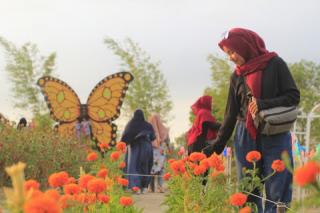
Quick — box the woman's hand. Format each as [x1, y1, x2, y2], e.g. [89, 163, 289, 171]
[248, 97, 258, 118]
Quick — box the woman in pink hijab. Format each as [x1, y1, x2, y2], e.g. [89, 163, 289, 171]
[148, 113, 170, 193]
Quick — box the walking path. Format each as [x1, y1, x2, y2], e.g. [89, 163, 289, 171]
[133, 192, 168, 213]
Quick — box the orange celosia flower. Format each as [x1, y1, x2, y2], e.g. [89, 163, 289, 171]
[245, 151, 261, 163]
[189, 152, 206, 162]
[64, 183, 81, 195]
[97, 168, 108, 178]
[79, 174, 95, 189]
[163, 173, 171, 181]
[168, 159, 175, 164]
[110, 151, 121, 161]
[239, 206, 252, 213]
[117, 177, 129, 186]
[116, 141, 126, 152]
[199, 158, 210, 169]
[132, 186, 140, 192]
[98, 194, 110, 204]
[75, 193, 96, 205]
[24, 179, 40, 191]
[44, 189, 60, 202]
[48, 171, 69, 188]
[87, 152, 98, 162]
[229, 192, 247, 207]
[294, 161, 320, 187]
[29, 189, 44, 199]
[67, 177, 76, 184]
[119, 196, 133, 207]
[187, 162, 197, 170]
[118, 162, 126, 169]
[208, 154, 224, 170]
[271, 160, 286, 172]
[59, 194, 74, 209]
[99, 142, 109, 151]
[24, 196, 62, 213]
[87, 178, 107, 193]
[170, 160, 186, 174]
[193, 165, 207, 176]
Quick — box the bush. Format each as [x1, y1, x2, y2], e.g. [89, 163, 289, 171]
[0, 124, 89, 187]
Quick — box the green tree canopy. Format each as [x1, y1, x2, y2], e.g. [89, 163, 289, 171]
[0, 37, 56, 115]
[104, 38, 172, 121]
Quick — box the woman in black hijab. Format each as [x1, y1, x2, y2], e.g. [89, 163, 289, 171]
[121, 109, 155, 194]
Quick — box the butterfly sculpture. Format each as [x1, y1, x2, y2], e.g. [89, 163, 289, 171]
[37, 71, 134, 145]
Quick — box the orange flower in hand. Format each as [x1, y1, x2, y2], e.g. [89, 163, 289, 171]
[271, 160, 286, 172]
[229, 192, 247, 207]
[119, 196, 133, 207]
[245, 151, 261, 163]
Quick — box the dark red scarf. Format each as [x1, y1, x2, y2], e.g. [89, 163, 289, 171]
[187, 96, 217, 146]
[219, 28, 277, 140]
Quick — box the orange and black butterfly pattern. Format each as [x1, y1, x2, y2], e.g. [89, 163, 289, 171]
[37, 72, 134, 145]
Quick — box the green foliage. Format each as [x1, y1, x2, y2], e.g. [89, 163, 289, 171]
[205, 54, 233, 121]
[0, 125, 89, 187]
[0, 37, 56, 115]
[104, 38, 172, 121]
[289, 60, 320, 147]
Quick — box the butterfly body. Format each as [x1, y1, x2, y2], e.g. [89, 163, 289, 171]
[38, 72, 134, 145]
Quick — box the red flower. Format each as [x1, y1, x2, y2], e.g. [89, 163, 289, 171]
[189, 152, 206, 162]
[24, 195, 62, 213]
[119, 196, 133, 207]
[87, 152, 98, 162]
[229, 192, 247, 207]
[168, 159, 175, 164]
[199, 158, 210, 169]
[208, 154, 224, 170]
[44, 189, 60, 202]
[239, 206, 252, 213]
[110, 151, 121, 161]
[117, 178, 129, 186]
[116, 141, 126, 152]
[64, 183, 81, 195]
[163, 173, 171, 181]
[118, 162, 126, 169]
[67, 177, 76, 184]
[24, 179, 40, 191]
[245, 151, 261, 163]
[78, 174, 95, 189]
[99, 142, 109, 151]
[132, 186, 140, 192]
[87, 178, 107, 193]
[193, 165, 207, 176]
[98, 194, 110, 204]
[271, 160, 286, 172]
[294, 161, 320, 187]
[48, 172, 69, 188]
[97, 168, 108, 178]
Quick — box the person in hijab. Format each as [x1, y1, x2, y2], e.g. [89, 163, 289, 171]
[121, 109, 156, 194]
[205, 28, 300, 212]
[17, 117, 27, 130]
[187, 95, 221, 156]
[148, 113, 170, 193]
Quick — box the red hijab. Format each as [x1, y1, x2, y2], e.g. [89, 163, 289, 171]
[219, 28, 277, 140]
[187, 96, 217, 146]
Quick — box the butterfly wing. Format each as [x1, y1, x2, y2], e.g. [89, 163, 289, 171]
[86, 72, 133, 122]
[37, 76, 81, 123]
[58, 121, 77, 138]
[91, 121, 117, 145]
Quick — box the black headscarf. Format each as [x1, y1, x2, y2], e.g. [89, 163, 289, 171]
[17, 117, 27, 130]
[121, 109, 155, 145]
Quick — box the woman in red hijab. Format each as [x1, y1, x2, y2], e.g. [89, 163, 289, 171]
[187, 95, 220, 156]
[205, 28, 300, 212]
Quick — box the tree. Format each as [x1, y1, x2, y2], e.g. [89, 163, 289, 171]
[0, 37, 56, 115]
[104, 38, 172, 121]
[289, 60, 320, 146]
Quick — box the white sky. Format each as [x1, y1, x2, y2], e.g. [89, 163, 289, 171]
[0, 0, 320, 139]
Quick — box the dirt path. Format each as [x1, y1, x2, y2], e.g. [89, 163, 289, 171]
[133, 192, 168, 213]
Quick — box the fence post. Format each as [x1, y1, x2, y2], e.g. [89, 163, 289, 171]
[276, 202, 286, 213]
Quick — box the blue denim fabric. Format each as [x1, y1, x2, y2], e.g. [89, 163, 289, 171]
[234, 121, 293, 213]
